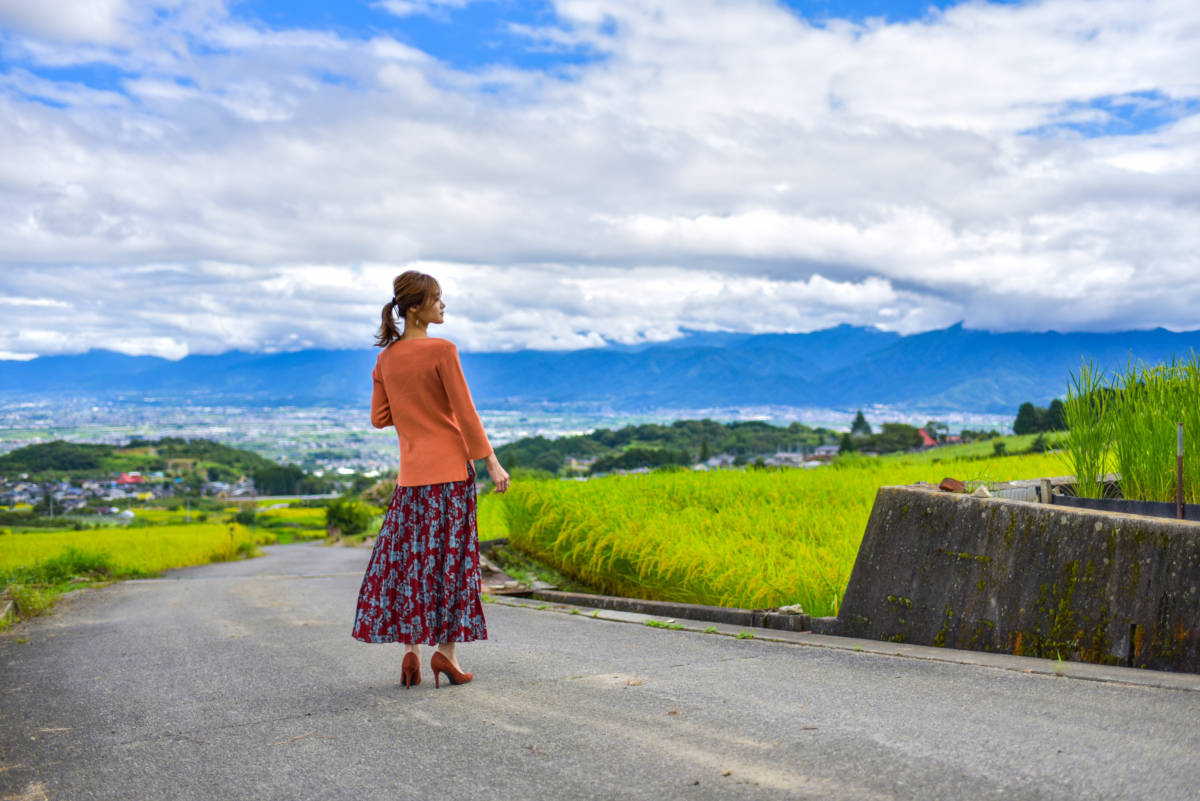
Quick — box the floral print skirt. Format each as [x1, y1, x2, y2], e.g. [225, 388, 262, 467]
[351, 462, 488, 644]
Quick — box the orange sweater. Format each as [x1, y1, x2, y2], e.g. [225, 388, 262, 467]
[370, 338, 492, 487]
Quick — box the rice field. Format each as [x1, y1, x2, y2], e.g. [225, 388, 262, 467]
[0, 522, 263, 579]
[125, 507, 200, 524]
[256, 506, 330, 525]
[484, 448, 1066, 617]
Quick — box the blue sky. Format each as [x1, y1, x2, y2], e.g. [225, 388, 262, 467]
[10, 0, 1178, 137]
[4, 1, 1017, 91]
[0, 0, 1198, 359]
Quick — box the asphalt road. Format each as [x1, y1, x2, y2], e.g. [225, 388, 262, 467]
[3, 542, 1200, 801]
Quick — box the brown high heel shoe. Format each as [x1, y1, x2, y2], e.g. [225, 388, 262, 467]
[431, 651, 473, 688]
[401, 651, 421, 688]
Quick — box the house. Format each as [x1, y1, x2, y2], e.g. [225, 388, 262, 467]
[764, 452, 810, 468]
[917, 429, 939, 448]
[117, 472, 145, 485]
[702, 453, 738, 469]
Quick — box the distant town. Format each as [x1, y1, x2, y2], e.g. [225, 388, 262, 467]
[0, 397, 1026, 516]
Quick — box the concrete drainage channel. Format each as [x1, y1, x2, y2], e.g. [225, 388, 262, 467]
[528, 589, 813, 632]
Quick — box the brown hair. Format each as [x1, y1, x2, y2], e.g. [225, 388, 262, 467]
[375, 270, 440, 347]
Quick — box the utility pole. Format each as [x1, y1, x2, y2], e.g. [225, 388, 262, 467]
[1177, 422, 1185, 520]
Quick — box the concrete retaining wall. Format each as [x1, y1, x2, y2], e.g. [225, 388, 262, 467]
[835, 486, 1200, 672]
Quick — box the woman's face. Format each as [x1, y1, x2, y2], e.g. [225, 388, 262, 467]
[415, 287, 445, 325]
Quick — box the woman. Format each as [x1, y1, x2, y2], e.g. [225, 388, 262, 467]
[351, 270, 510, 689]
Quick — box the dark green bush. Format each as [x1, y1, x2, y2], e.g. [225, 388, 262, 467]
[325, 496, 372, 536]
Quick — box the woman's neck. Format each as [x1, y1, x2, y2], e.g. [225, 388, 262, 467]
[400, 324, 429, 341]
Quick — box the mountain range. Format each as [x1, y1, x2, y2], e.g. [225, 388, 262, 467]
[3, 324, 1200, 414]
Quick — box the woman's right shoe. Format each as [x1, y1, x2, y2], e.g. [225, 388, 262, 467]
[401, 651, 422, 689]
[431, 651, 474, 688]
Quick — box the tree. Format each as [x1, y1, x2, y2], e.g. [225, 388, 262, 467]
[182, 471, 205, 494]
[698, 440, 712, 463]
[850, 410, 872, 436]
[532, 451, 564, 474]
[838, 433, 855, 454]
[1013, 402, 1041, 435]
[1045, 399, 1067, 431]
[924, 420, 949, 443]
[874, 423, 924, 453]
[253, 465, 307, 495]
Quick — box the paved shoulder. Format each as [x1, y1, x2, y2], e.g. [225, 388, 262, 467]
[2, 543, 1199, 801]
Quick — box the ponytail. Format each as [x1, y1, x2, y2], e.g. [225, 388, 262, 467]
[375, 299, 402, 347]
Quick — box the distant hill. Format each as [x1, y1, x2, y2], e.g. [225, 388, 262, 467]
[3, 324, 1199, 413]
[0, 437, 276, 479]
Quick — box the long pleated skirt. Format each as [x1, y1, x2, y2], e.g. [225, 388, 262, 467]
[351, 462, 488, 644]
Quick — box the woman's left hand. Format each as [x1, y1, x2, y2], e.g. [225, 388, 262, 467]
[485, 453, 510, 493]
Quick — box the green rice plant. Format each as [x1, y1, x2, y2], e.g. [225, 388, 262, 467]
[1111, 361, 1173, 502]
[1181, 354, 1200, 504]
[476, 492, 508, 541]
[1064, 354, 1200, 502]
[1061, 361, 1112, 498]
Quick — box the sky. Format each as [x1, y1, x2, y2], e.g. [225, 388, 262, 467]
[0, 0, 1197, 359]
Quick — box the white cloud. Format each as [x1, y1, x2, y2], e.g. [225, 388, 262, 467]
[0, 0, 1199, 357]
[373, 0, 477, 19]
[0, 0, 133, 45]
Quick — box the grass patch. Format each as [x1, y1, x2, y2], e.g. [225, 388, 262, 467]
[645, 619, 684, 630]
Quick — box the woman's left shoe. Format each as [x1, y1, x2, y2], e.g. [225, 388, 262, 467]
[401, 651, 422, 688]
[431, 651, 474, 688]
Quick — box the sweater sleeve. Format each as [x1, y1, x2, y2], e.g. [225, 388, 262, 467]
[438, 343, 492, 459]
[370, 361, 393, 429]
